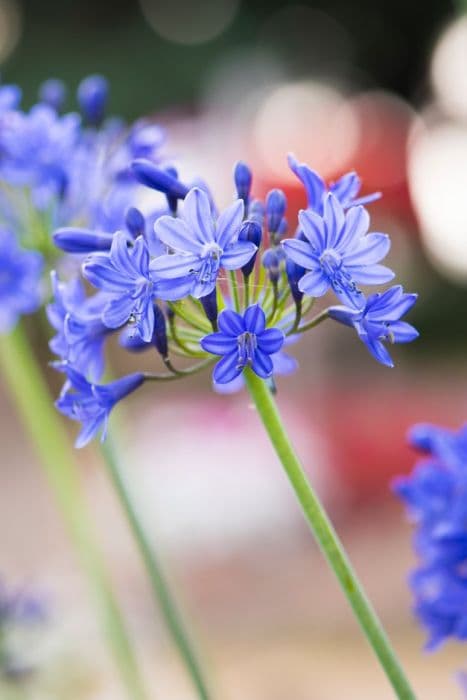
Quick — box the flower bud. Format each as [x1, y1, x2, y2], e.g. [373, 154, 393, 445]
[239, 220, 262, 278]
[200, 288, 218, 330]
[38, 78, 67, 111]
[131, 159, 189, 200]
[54, 228, 114, 253]
[77, 74, 109, 126]
[266, 189, 286, 234]
[234, 161, 252, 204]
[125, 207, 145, 238]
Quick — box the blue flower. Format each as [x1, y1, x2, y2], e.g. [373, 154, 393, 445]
[282, 194, 394, 308]
[83, 232, 160, 342]
[394, 424, 467, 649]
[55, 366, 145, 447]
[288, 153, 381, 214]
[200, 304, 284, 384]
[329, 285, 418, 367]
[213, 333, 298, 393]
[47, 272, 110, 381]
[0, 104, 80, 209]
[150, 187, 257, 299]
[0, 230, 43, 333]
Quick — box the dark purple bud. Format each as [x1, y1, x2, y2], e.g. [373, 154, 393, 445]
[239, 220, 262, 278]
[125, 207, 145, 238]
[248, 199, 265, 227]
[38, 78, 67, 111]
[77, 74, 109, 126]
[200, 288, 218, 330]
[54, 228, 114, 253]
[266, 189, 287, 234]
[153, 304, 168, 358]
[234, 161, 252, 203]
[286, 258, 305, 305]
[131, 159, 189, 200]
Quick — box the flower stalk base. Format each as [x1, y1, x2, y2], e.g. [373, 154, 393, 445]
[244, 367, 416, 700]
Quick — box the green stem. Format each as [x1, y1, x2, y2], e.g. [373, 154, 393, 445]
[100, 435, 212, 700]
[293, 309, 329, 335]
[0, 325, 149, 700]
[244, 368, 416, 700]
[228, 271, 240, 312]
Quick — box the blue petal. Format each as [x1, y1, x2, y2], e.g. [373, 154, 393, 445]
[221, 241, 257, 270]
[389, 321, 419, 343]
[343, 233, 390, 266]
[156, 276, 195, 301]
[213, 352, 242, 384]
[83, 257, 129, 292]
[216, 199, 244, 249]
[348, 264, 395, 285]
[218, 309, 245, 336]
[328, 305, 359, 327]
[103, 294, 133, 329]
[110, 232, 137, 278]
[252, 348, 273, 378]
[244, 304, 266, 334]
[323, 193, 345, 248]
[182, 188, 215, 244]
[257, 328, 284, 354]
[336, 205, 369, 250]
[150, 253, 199, 279]
[154, 215, 203, 254]
[288, 154, 326, 210]
[361, 334, 394, 367]
[75, 415, 106, 448]
[200, 332, 237, 355]
[297, 209, 325, 250]
[298, 269, 329, 297]
[282, 238, 315, 270]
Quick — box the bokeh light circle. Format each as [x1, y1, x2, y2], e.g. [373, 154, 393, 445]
[139, 0, 239, 45]
[432, 16, 467, 122]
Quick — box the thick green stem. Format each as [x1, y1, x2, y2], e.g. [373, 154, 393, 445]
[0, 325, 149, 700]
[244, 368, 416, 700]
[100, 435, 211, 700]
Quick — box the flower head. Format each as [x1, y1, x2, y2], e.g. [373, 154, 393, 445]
[282, 194, 394, 308]
[329, 285, 418, 367]
[288, 153, 381, 214]
[150, 187, 257, 299]
[47, 272, 110, 381]
[0, 230, 43, 333]
[200, 304, 284, 384]
[83, 232, 160, 342]
[394, 424, 467, 649]
[56, 366, 145, 447]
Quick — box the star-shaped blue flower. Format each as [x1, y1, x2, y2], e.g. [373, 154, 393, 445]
[288, 153, 381, 214]
[150, 187, 257, 299]
[83, 232, 158, 342]
[200, 304, 284, 384]
[282, 193, 394, 308]
[329, 285, 418, 366]
[56, 365, 144, 447]
[47, 272, 110, 381]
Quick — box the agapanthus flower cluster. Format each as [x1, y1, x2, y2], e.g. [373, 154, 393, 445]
[0, 74, 166, 333]
[395, 424, 467, 650]
[46, 138, 418, 446]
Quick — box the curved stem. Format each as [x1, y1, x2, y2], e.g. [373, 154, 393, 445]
[244, 368, 416, 700]
[0, 324, 149, 700]
[100, 435, 212, 700]
[293, 309, 329, 335]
